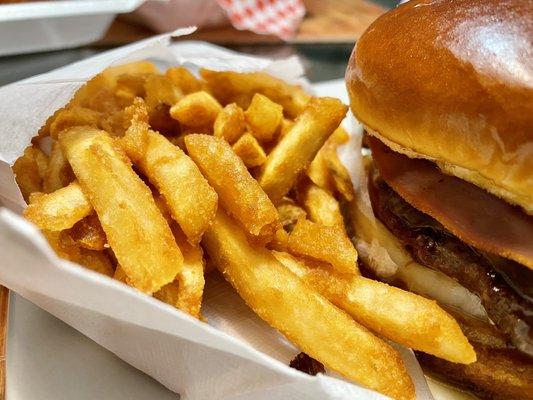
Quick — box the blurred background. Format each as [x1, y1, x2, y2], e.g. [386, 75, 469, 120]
[0, 0, 399, 86]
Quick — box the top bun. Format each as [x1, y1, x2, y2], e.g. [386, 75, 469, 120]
[346, 0, 533, 214]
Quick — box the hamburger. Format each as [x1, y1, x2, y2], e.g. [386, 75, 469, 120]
[345, 0, 532, 398]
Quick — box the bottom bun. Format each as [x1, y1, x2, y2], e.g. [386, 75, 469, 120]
[416, 312, 533, 400]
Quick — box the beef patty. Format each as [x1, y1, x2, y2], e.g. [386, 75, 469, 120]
[368, 172, 533, 357]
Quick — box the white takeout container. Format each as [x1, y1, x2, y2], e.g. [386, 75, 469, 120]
[0, 0, 145, 56]
[0, 31, 438, 400]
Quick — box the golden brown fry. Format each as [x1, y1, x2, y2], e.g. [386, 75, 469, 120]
[123, 99, 218, 244]
[273, 251, 476, 364]
[202, 209, 415, 400]
[279, 118, 294, 139]
[24, 181, 92, 231]
[200, 69, 311, 118]
[213, 103, 246, 144]
[49, 107, 102, 139]
[276, 198, 306, 232]
[244, 93, 283, 143]
[13, 146, 49, 201]
[113, 264, 129, 284]
[307, 145, 335, 193]
[144, 74, 182, 109]
[324, 146, 355, 201]
[288, 218, 358, 274]
[267, 228, 290, 251]
[165, 66, 203, 94]
[43, 141, 75, 193]
[170, 91, 222, 129]
[329, 126, 350, 145]
[102, 61, 159, 81]
[43, 230, 114, 277]
[59, 126, 182, 294]
[298, 182, 345, 232]
[115, 73, 149, 101]
[258, 97, 348, 204]
[232, 133, 267, 168]
[68, 213, 107, 251]
[185, 134, 280, 243]
[155, 227, 205, 318]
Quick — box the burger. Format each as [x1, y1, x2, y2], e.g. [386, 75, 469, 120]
[345, 0, 532, 399]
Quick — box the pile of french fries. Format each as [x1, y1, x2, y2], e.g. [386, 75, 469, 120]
[13, 61, 475, 400]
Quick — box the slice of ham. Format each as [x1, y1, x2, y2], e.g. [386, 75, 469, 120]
[368, 136, 533, 270]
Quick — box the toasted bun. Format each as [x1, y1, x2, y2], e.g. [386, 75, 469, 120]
[346, 0, 533, 214]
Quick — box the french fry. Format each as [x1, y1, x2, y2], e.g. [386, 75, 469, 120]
[276, 198, 306, 232]
[12, 146, 49, 201]
[122, 99, 218, 244]
[155, 227, 205, 318]
[165, 66, 203, 94]
[307, 145, 335, 193]
[102, 60, 160, 81]
[44, 230, 114, 277]
[115, 73, 149, 101]
[279, 118, 294, 139]
[288, 218, 358, 274]
[258, 98, 348, 204]
[298, 182, 345, 232]
[273, 251, 476, 364]
[144, 74, 183, 110]
[24, 181, 92, 231]
[202, 209, 415, 400]
[49, 107, 101, 139]
[232, 133, 267, 168]
[43, 141, 75, 193]
[213, 103, 246, 144]
[200, 69, 311, 118]
[67, 213, 107, 251]
[244, 93, 283, 143]
[170, 91, 222, 129]
[324, 146, 355, 201]
[59, 126, 182, 294]
[185, 134, 280, 243]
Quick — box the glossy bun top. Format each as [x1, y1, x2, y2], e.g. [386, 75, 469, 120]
[346, 0, 533, 214]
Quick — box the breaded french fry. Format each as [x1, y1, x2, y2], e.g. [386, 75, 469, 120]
[298, 182, 345, 232]
[273, 251, 476, 364]
[49, 107, 101, 139]
[122, 99, 218, 244]
[324, 146, 355, 202]
[155, 227, 205, 319]
[68, 213, 107, 251]
[202, 209, 415, 400]
[12, 146, 49, 201]
[43, 230, 114, 277]
[144, 74, 183, 109]
[213, 103, 246, 144]
[200, 69, 311, 118]
[288, 218, 358, 274]
[232, 133, 267, 168]
[43, 141, 75, 193]
[102, 61, 159, 81]
[258, 97, 348, 204]
[170, 91, 222, 128]
[185, 134, 280, 243]
[307, 146, 335, 193]
[244, 93, 283, 143]
[59, 126, 182, 294]
[165, 66, 203, 94]
[24, 181, 92, 231]
[276, 198, 306, 232]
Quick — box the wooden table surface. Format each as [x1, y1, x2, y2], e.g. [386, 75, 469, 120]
[99, 0, 386, 47]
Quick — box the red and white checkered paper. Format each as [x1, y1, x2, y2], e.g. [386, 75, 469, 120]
[216, 0, 306, 40]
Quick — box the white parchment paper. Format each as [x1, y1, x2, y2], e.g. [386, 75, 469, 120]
[0, 30, 434, 400]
